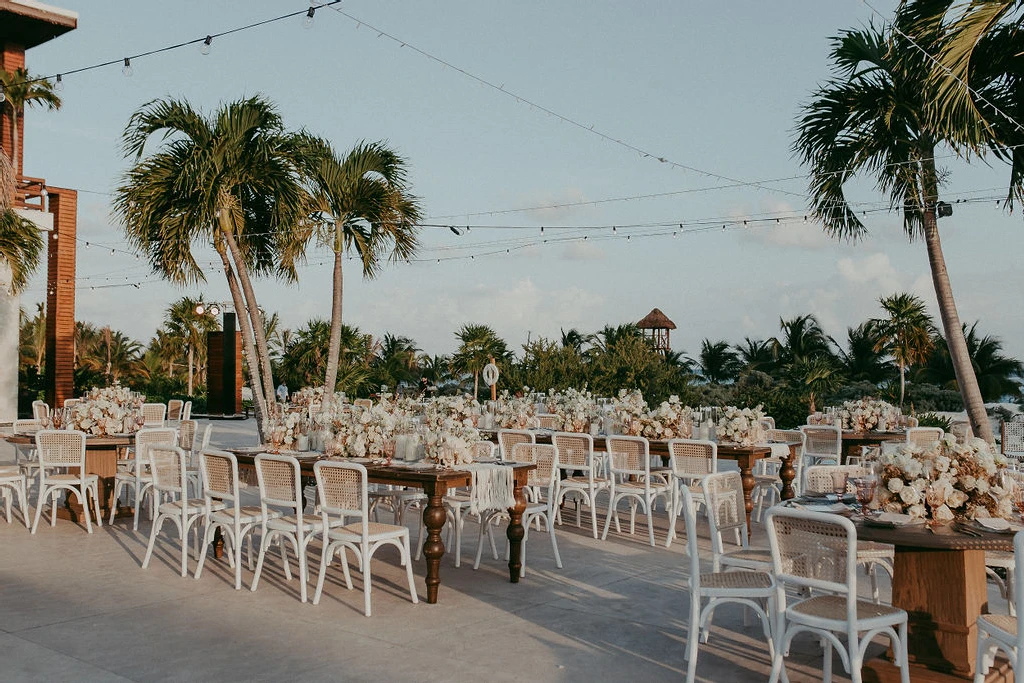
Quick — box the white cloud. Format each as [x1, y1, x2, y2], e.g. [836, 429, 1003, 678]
[560, 240, 605, 261]
[836, 252, 902, 292]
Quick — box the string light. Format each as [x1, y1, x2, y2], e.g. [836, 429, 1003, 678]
[122, 58, 133, 77]
[54, 74, 63, 91]
[200, 36, 213, 55]
[304, 7, 316, 28]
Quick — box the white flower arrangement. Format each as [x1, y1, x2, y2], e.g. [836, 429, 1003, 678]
[290, 386, 325, 407]
[426, 395, 481, 430]
[331, 402, 400, 458]
[611, 389, 649, 436]
[492, 391, 537, 430]
[423, 419, 479, 468]
[647, 395, 694, 440]
[838, 398, 900, 432]
[549, 388, 599, 433]
[715, 405, 766, 446]
[67, 387, 142, 436]
[875, 435, 1011, 521]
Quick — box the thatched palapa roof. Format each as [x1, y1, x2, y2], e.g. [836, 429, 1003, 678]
[637, 308, 676, 330]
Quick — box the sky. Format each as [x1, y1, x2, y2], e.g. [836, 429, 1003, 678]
[15, 0, 1024, 363]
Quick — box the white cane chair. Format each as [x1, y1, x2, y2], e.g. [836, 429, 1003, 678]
[766, 507, 910, 683]
[109, 427, 177, 529]
[975, 530, 1024, 682]
[194, 449, 275, 589]
[141, 402, 167, 427]
[12, 418, 42, 483]
[475, 443, 562, 576]
[906, 427, 944, 448]
[167, 399, 184, 422]
[0, 465, 29, 527]
[250, 454, 324, 603]
[601, 435, 672, 547]
[702, 471, 771, 572]
[552, 432, 610, 539]
[497, 429, 534, 461]
[31, 430, 102, 534]
[1003, 420, 1024, 466]
[312, 460, 418, 616]
[678, 485, 776, 683]
[472, 440, 497, 460]
[182, 400, 192, 421]
[799, 425, 842, 491]
[141, 445, 207, 577]
[31, 400, 50, 420]
[666, 438, 717, 548]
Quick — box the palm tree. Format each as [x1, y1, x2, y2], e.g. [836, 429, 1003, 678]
[794, 17, 994, 441]
[278, 319, 332, 389]
[370, 333, 420, 391]
[0, 67, 61, 176]
[836, 321, 892, 385]
[19, 303, 45, 372]
[0, 145, 42, 295]
[697, 339, 741, 384]
[115, 96, 310, 440]
[591, 323, 644, 355]
[297, 138, 421, 398]
[736, 337, 776, 375]
[560, 328, 593, 354]
[771, 314, 834, 366]
[452, 324, 507, 399]
[917, 323, 1024, 402]
[872, 293, 935, 407]
[164, 296, 220, 396]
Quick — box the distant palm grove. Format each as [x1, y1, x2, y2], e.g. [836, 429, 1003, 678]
[18, 292, 1022, 430]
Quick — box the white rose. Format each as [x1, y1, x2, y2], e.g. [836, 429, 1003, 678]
[899, 487, 920, 505]
[933, 504, 955, 522]
[947, 490, 969, 508]
[887, 479, 905, 494]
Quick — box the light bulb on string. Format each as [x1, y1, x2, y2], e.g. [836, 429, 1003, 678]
[304, 7, 315, 28]
[201, 36, 213, 55]
[122, 58, 133, 77]
[55, 74, 64, 91]
[0, 86, 5, 104]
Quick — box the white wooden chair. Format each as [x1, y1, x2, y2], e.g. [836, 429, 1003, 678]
[312, 460, 418, 616]
[552, 432, 610, 539]
[31, 400, 49, 420]
[766, 507, 910, 683]
[194, 449, 274, 589]
[109, 427, 177, 529]
[678, 485, 775, 683]
[497, 429, 534, 461]
[702, 470, 771, 572]
[141, 402, 167, 427]
[601, 435, 671, 547]
[167, 399, 184, 422]
[250, 454, 324, 603]
[666, 438, 717, 548]
[141, 445, 207, 577]
[475, 443, 562, 576]
[182, 400, 192, 421]
[31, 430, 102, 534]
[906, 427, 944, 448]
[0, 465, 29, 528]
[975, 530, 1024, 682]
[799, 425, 842, 491]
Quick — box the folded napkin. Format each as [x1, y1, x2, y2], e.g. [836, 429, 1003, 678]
[976, 517, 1011, 531]
[875, 512, 916, 526]
[455, 463, 515, 515]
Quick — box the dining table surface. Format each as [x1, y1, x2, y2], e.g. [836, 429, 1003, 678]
[227, 449, 536, 605]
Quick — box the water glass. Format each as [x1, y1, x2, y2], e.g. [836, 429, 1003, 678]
[831, 471, 848, 496]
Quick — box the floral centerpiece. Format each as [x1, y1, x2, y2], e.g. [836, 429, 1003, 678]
[646, 396, 693, 440]
[423, 422, 479, 468]
[492, 391, 536, 429]
[611, 389, 649, 436]
[550, 388, 599, 433]
[839, 398, 900, 432]
[289, 386, 325, 407]
[67, 386, 142, 436]
[331, 401, 400, 458]
[426, 395, 480, 429]
[715, 405, 766, 445]
[875, 435, 1012, 522]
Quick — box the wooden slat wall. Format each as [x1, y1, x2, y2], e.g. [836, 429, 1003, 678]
[44, 187, 76, 407]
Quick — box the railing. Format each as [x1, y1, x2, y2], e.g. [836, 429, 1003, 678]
[14, 175, 47, 211]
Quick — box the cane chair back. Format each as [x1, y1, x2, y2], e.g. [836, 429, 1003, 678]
[803, 465, 870, 495]
[133, 428, 178, 468]
[667, 438, 717, 482]
[255, 454, 303, 511]
[63, 398, 81, 409]
[765, 507, 910, 682]
[167, 399, 184, 421]
[552, 432, 608, 539]
[510, 443, 559, 491]
[178, 420, 197, 452]
[32, 400, 49, 420]
[472, 440, 497, 461]
[316, 460, 367, 527]
[702, 470, 770, 571]
[536, 413, 558, 430]
[1002, 421, 1024, 459]
[760, 416, 776, 431]
[906, 427, 944, 448]
[201, 450, 240, 507]
[353, 398, 372, 410]
[497, 429, 534, 461]
[950, 421, 973, 444]
[36, 429, 87, 468]
[552, 432, 594, 470]
[606, 435, 651, 475]
[800, 425, 841, 461]
[182, 400, 192, 421]
[32, 430, 100, 534]
[149, 444, 187, 494]
[142, 403, 167, 427]
[13, 419, 41, 433]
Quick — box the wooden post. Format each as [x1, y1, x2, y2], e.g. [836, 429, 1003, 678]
[45, 187, 76, 407]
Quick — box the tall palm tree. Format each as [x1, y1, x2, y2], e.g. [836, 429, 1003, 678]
[0, 145, 42, 295]
[297, 138, 421, 398]
[0, 67, 61, 176]
[697, 339, 741, 384]
[560, 328, 593, 354]
[794, 18, 994, 441]
[872, 293, 935, 407]
[452, 324, 507, 399]
[736, 337, 776, 375]
[115, 96, 310, 440]
[771, 314, 834, 366]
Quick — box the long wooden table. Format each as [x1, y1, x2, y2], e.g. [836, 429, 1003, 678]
[3, 432, 133, 521]
[841, 430, 906, 463]
[857, 521, 1014, 682]
[232, 453, 535, 604]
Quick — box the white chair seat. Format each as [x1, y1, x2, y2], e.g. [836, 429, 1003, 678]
[267, 515, 325, 533]
[48, 472, 98, 484]
[979, 613, 1017, 638]
[701, 569, 774, 592]
[331, 521, 408, 541]
[156, 498, 208, 516]
[563, 475, 610, 486]
[0, 466, 21, 476]
[789, 594, 905, 626]
[209, 505, 276, 526]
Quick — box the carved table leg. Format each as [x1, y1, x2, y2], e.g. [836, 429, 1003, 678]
[421, 481, 447, 604]
[780, 445, 797, 501]
[738, 456, 756, 536]
[506, 475, 527, 583]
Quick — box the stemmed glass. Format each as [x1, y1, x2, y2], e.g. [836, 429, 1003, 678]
[1014, 486, 1024, 522]
[852, 476, 877, 515]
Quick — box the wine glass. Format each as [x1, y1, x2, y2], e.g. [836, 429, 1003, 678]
[1014, 486, 1024, 521]
[831, 471, 848, 497]
[853, 476, 876, 515]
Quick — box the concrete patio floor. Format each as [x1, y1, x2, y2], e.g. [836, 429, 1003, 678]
[0, 419, 954, 682]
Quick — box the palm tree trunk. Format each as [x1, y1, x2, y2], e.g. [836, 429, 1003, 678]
[11, 112, 20, 177]
[474, 370, 479, 400]
[214, 240, 267, 441]
[899, 361, 906, 408]
[220, 224, 276, 413]
[921, 159, 993, 442]
[187, 344, 194, 396]
[323, 240, 344, 397]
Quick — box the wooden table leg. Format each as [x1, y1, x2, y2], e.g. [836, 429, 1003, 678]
[421, 481, 447, 604]
[780, 446, 797, 501]
[738, 455, 757, 532]
[506, 474, 528, 583]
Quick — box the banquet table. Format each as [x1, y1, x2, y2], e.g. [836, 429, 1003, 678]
[856, 520, 1014, 682]
[2, 432, 134, 521]
[231, 452, 535, 604]
[841, 430, 905, 464]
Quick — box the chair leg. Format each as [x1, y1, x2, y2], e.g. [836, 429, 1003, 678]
[79, 485, 93, 534]
[361, 541, 372, 617]
[31, 484, 45, 534]
[250, 528, 272, 592]
[142, 513, 164, 568]
[403, 535, 418, 605]
[547, 512, 562, 569]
